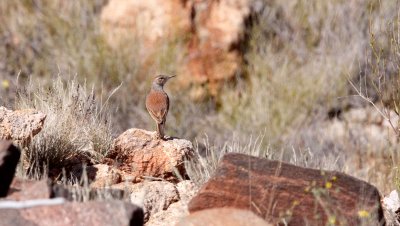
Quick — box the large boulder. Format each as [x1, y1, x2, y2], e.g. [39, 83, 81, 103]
[106, 128, 194, 183]
[188, 153, 385, 225]
[176, 208, 272, 226]
[100, 0, 258, 98]
[0, 107, 46, 144]
[0, 141, 20, 197]
[0, 200, 144, 226]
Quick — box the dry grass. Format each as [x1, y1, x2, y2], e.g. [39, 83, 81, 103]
[16, 76, 114, 176]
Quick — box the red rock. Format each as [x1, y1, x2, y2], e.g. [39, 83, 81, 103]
[177, 207, 272, 226]
[0, 201, 144, 226]
[0, 140, 20, 197]
[106, 128, 194, 182]
[188, 153, 385, 225]
[100, 0, 191, 50]
[6, 179, 50, 200]
[0, 107, 46, 144]
[180, 0, 253, 97]
[100, 0, 256, 98]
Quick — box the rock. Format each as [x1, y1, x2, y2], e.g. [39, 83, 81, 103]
[115, 181, 180, 222]
[188, 153, 385, 225]
[6, 178, 128, 202]
[100, 0, 190, 55]
[0, 200, 144, 226]
[112, 180, 195, 224]
[176, 208, 272, 226]
[180, 0, 254, 96]
[106, 128, 194, 182]
[382, 190, 400, 225]
[0, 141, 20, 197]
[6, 179, 50, 200]
[146, 180, 198, 226]
[71, 164, 122, 188]
[175, 180, 197, 202]
[100, 0, 258, 98]
[146, 201, 188, 226]
[0, 107, 46, 144]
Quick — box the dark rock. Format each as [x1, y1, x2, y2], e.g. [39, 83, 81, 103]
[0, 140, 20, 197]
[176, 207, 272, 226]
[189, 153, 385, 225]
[7, 178, 128, 202]
[0, 201, 143, 226]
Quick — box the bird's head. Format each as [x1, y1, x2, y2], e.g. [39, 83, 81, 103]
[153, 75, 176, 87]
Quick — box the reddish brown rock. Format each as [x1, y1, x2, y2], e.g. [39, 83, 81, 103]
[0, 140, 20, 197]
[100, 0, 257, 98]
[6, 178, 127, 202]
[106, 128, 194, 182]
[0, 201, 144, 226]
[0, 107, 46, 144]
[100, 0, 191, 50]
[176, 207, 272, 226]
[180, 0, 253, 97]
[188, 153, 385, 225]
[6, 179, 50, 200]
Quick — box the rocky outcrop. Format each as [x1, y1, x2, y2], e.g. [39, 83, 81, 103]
[176, 208, 272, 226]
[189, 153, 385, 225]
[0, 140, 20, 197]
[0, 201, 144, 226]
[100, 0, 191, 50]
[0, 107, 46, 144]
[382, 190, 400, 225]
[106, 128, 194, 183]
[181, 0, 254, 97]
[100, 0, 259, 98]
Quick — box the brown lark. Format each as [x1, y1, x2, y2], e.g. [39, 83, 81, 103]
[145, 75, 175, 139]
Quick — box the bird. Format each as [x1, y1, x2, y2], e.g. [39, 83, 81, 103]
[145, 75, 175, 140]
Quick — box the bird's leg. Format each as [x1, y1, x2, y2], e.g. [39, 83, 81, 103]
[156, 123, 164, 139]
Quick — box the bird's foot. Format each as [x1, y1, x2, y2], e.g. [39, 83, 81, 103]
[153, 132, 164, 140]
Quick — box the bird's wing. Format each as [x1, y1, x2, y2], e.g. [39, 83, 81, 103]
[146, 91, 169, 124]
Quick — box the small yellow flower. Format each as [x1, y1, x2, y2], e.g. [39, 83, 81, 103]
[292, 200, 300, 206]
[325, 182, 332, 189]
[358, 210, 370, 218]
[2, 80, 9, 89]
[331, 176, 337, 182]
[328, 216, 336, 225]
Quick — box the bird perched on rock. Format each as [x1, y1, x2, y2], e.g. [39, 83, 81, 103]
[146, 75, 175, 140]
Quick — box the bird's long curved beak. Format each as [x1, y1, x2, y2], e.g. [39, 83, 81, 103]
[167, 75, 176, 79]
